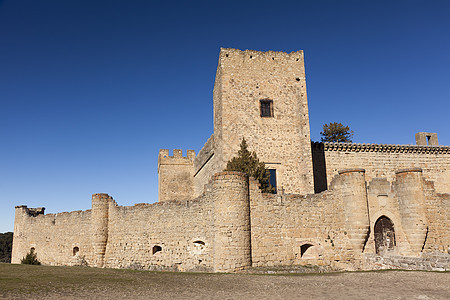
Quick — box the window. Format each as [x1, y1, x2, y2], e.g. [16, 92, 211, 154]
[300, 244, 313, 257]
[73, 247, 79, 256]
[269, 169, 277, 194]
[260, 99, 273, 117]
[152, 245, 162, 255]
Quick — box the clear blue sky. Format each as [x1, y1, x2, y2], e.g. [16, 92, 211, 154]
[1, 0, 449, 232]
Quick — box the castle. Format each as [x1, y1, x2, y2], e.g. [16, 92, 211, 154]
[12, 49, 450, 272]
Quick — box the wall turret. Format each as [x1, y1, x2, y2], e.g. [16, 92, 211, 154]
[394, 168, 428, 256]
[334, 169, 370, 256]
[91, 193, 113, 267]
[212, 172, 252, 272]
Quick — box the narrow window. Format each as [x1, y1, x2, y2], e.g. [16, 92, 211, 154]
[30, 247, 35, 253]
[260, 99, 273, 117]
[73, 247, 79, 256]
[426, 135, 431, 145]
[152, 245, 162, 255]
[269, 169, 277, 193]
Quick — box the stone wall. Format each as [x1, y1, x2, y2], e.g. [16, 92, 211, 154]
[248, 170, 370, 270]
[12, 172, 254, 273]
[423, 183, 450, 254]
[364, 253, 450, 271]
[312, 142, 450, 194]
[104, 194, 215, 271]
[193, 135, 220, 197]
[12, 206, 93, 266]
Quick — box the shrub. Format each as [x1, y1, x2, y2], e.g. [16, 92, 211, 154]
[21, 251, 41, 265]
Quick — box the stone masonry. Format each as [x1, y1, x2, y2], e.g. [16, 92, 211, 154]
[12, 48, 449, 272]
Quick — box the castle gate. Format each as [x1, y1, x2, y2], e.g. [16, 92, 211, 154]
[374, 216, 396, 255]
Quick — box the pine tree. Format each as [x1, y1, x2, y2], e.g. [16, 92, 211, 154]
[225, 138, 274, 193]
[320, 122, 354, 143]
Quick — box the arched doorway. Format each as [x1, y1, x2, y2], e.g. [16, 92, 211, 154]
[374, 216, 396, 255]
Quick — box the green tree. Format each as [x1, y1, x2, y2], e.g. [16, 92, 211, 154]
[0, 232, 13, 263]
[21, 251, 41, 265]
[320, 122, 354, 143]
[225, 138, 275, 193]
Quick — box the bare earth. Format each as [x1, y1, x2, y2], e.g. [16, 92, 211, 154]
[0, 264, 448, 299]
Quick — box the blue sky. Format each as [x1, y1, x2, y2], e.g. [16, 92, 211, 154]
[1, 0, 449, 232]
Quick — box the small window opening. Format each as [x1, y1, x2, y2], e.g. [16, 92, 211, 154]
[260, 99, 273, 117]
[73, 247, 79, 256]
[30, 247, 35, 253]
[269, 169, 277, 194]
[300, 244, 313, 257]
[152, 245, 162, 255]
[193, 240, 205, 246]
[225, 54, 229, 57]
[296, 77, 300, 81]
[426, 135, 431, 145]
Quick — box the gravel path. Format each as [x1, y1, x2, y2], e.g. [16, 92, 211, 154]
[1, 264, 449, 299]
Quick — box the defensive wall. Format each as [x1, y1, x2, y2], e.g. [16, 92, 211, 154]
[13, 172, 251, 272]
[312, 142, 450, 194]
[12, 169, 449, 272]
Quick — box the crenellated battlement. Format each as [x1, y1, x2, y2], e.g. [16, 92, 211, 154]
[158, 149, 195, 165]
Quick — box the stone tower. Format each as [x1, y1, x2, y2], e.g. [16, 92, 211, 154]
[158, 149, 195, 201]
[394, 168, 428, 256]
[212, 48, 314, 194]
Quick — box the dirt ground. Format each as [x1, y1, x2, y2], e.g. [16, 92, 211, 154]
[0, 264, 449, 299]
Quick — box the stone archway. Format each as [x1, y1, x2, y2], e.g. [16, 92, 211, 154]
[374, 216, 396, 255]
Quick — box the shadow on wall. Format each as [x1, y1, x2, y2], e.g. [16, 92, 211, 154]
[312, 142, 327, 193]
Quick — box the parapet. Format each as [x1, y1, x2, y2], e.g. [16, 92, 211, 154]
[218, 48, 305, 77]
[311, 142, 450, 154]
[15, 205, 45, 217]
[219, 47, 304, 62]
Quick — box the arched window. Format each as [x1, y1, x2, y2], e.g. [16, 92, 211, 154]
[300, 243, 314, 257]
[152, 245, 162, 255]
[30, 247, 35, 253]
[193, 240, 205, 246]
[73, 247, 80, 256]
